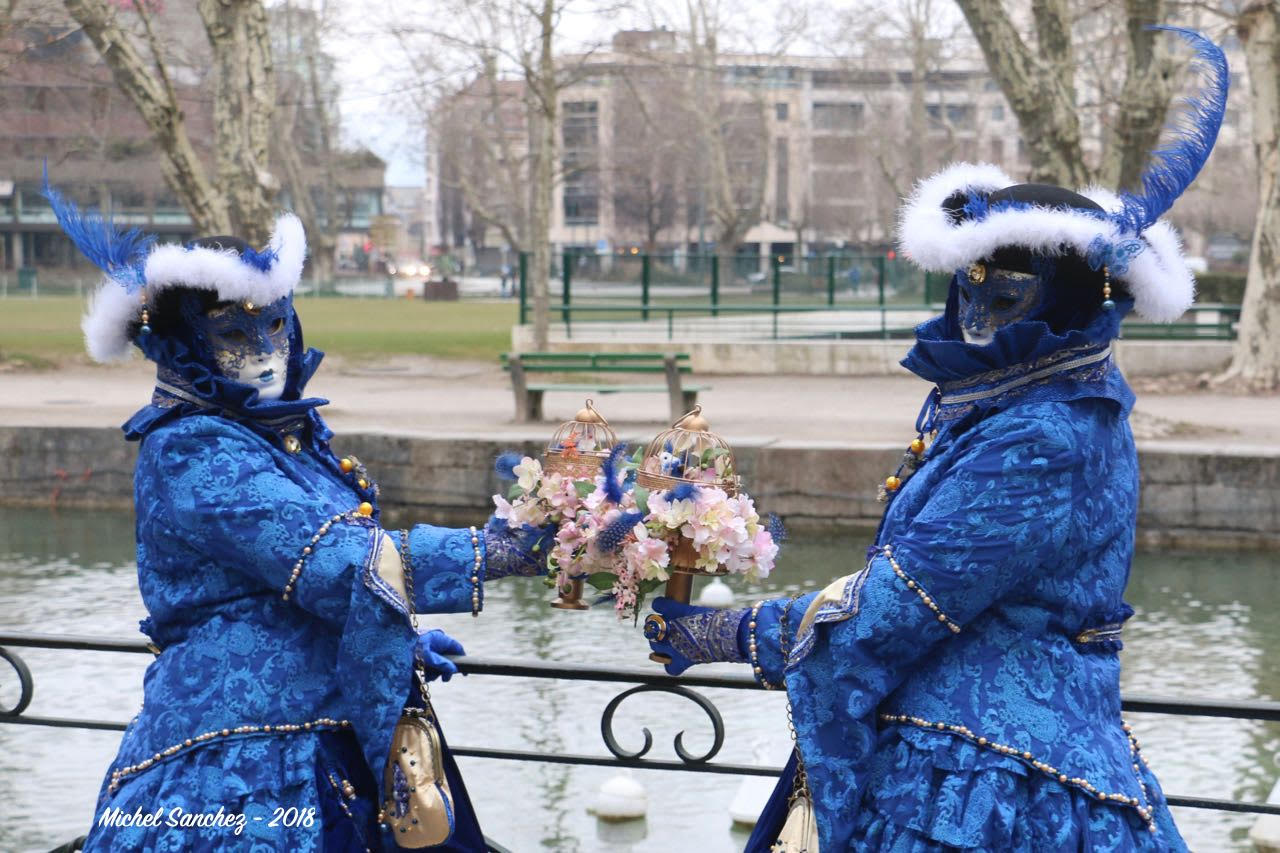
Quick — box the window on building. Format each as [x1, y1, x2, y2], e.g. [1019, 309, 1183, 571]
[775, 102, 789, 121]
[775, 137, 789, 224]
[990, 138, 1004, 162]
[812, 102, 863, 132]
[991, 104, 1004, 121]
[926, 103, 975, 130]
[562, 100, 599, 226]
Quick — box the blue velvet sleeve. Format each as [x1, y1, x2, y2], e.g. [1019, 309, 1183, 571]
[389, 525, 487, 616]
[142, 419, 407, 625]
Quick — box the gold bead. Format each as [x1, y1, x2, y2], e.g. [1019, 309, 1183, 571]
[885, 475, 901, 491]
[909, 438, 925, 455]
[357, 502, 374, 516]
[357, 478, 369, 489]
[340, 457, 355, 473]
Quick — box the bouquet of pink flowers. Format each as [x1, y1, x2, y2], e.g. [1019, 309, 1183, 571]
[494, 447, 779, 619]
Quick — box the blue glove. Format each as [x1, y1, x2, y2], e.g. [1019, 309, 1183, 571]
[483, 515, 558, 579]
[415, 628, 465, 682]
[643, 597, 749, 676]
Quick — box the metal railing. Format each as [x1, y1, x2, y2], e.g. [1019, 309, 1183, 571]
[2, 630, 1278, 822]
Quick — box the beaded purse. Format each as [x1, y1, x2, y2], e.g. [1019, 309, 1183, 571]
[380, 532, 456, 848]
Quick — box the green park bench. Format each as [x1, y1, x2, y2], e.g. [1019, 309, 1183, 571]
[500, 352, 709, 422]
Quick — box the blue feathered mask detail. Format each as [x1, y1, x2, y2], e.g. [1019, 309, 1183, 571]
[1117, 27, 1228, 234]
[42, 164, 153, 292]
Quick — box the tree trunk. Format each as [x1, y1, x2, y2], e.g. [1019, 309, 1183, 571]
[954, 0, 1089, 186]
[1103, 0, 1174, 190]
[528, 0, 556, 351]
[62, 0, 231, 234]
[198, 0, 277, 246]
[1223, 1, 1280, 390]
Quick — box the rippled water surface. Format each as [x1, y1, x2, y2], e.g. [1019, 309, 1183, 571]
[1, 508, 1277, 852]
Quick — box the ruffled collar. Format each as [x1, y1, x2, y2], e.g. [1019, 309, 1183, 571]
[123, 327, 330, 442]
[901, 300, 1135, 427]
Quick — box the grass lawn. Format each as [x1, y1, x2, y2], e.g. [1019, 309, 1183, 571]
[0, 296, 518, 365]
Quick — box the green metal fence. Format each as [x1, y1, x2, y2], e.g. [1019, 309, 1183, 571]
[518, 251, 1239, 341]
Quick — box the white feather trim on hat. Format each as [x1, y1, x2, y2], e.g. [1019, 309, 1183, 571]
[897, 162, 1196, 323]
[81, 213, 307, 362]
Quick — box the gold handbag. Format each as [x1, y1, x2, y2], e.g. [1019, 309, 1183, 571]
[380, 532, 456, 848]
[771, 596, 820, 853]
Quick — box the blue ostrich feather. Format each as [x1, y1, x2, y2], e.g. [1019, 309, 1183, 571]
[494, 451, 523, 481]
[597, 511, 644, 553]
[1116, 27, 1228, 234]
[765, 513, 787, 544]
[668, 482, 700, 502]
[602, 443, 628, 504]
[42, 163, 152, 291]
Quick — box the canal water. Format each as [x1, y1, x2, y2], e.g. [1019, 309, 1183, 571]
[0, 507, 1276, 852]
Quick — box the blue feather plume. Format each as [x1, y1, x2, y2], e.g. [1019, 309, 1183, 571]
[597, 511, 645, 553]
[1116, 27, 1229, 234]
[42, 163, 153, 291]
[668, 482, 700, 502]
[602, 443, 628, 504]
[494, 451, 523, 481]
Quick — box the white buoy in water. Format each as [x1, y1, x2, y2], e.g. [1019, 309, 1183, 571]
[697, 577, 735, 609]
[730, 740, 784, 827]
[588, 769, 647, 821]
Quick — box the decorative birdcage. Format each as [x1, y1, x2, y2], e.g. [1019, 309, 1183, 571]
[542, 399, 619, 480]
[545, 400, 618, 611]
[636, 406, 739, 574]
[635, 405, 738, 497]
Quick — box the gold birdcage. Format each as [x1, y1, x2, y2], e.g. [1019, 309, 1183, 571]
[636, 406, 739, 575]
[544, 400, 618, 611]
[635, 405, 738, 496]
[542, 399, 619, 479]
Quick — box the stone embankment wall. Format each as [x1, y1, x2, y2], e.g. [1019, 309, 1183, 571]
[1, 427, 1276, 549]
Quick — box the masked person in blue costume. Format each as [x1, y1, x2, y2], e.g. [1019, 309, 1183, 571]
[48, 184, 552, 852]
[644, 28, 1226, 853]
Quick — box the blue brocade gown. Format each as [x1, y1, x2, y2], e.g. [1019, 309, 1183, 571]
[82, 405, 490, 852]
[745, 316, 1188, 851]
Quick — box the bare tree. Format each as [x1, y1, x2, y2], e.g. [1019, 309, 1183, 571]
[61, 0, 278, 243]
[610, 71, 681, 251]
[271, 0, 341, 282]
[1221, 0, 1280, 389]
[953, 0, 1175, 189]
[390, 0, 609, 349]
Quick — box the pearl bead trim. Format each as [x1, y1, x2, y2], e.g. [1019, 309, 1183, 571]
[282, 511, 368, 601]
[748, 600, 781, 690]
[883, 544, 961, 634]
[878, 713, 1156, 831]
[468, 526, 482, 617]
[108, 717, 352, 793]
